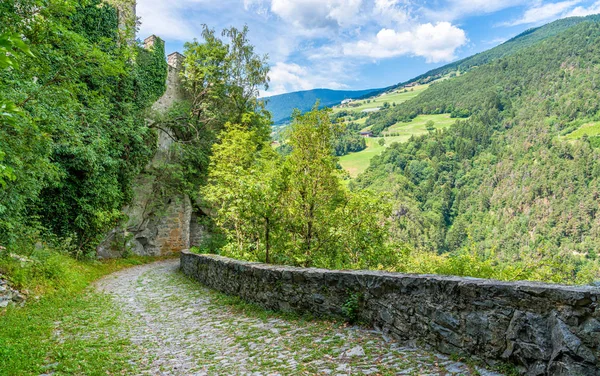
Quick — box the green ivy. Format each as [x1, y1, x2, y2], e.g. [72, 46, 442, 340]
[135, 38, 168, 109]
[0, 0, 167, 254]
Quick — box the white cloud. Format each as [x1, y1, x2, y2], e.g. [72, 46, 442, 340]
[270, 0, 363, 30]
[505, 0, 581, 26]
[137, 0, 202, 41]
[566, 0, 600, 16]
[373, 0, 411, 25]
[263, 62, 349, 96]
[243, 0, 271, 15]
[422, 0, 529, 21]
[343, 22, 467, 62]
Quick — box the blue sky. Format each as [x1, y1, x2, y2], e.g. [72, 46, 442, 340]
[136, 0, 600, 96]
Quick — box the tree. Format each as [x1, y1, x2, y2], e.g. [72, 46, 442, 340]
[0, 1, 164, 252]
[201, 121, 284, 263]
[281, 107, 347, 265]
[158, 25, 271, 198]
[0, 33, 33, 189]
[202, 105, 393, 270]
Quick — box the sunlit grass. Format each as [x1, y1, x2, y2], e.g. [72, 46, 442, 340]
[331, 84, 430, 114]
[339, 114, 457, 177]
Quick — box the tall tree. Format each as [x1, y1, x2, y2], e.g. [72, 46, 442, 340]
[157, 25, 271, 198]
[282, 107, 346, 265]
[201, 121, 284, 263]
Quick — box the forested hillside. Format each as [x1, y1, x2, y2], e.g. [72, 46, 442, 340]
[352, 20, 600, 282]
[264, 88, 379, 124]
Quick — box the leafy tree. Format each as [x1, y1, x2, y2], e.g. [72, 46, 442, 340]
[202, 106, 392, 269]
[0, 33, 34, 189]
[0, 0, 165, 253]
[156, 25, 271, 199]
[201, 121, 284, 263]
[281, 107, 345, 265]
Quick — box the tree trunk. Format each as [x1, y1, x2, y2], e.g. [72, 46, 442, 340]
[265, 216, 270, 264]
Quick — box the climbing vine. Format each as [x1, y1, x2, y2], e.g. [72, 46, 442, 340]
[135, 38, 168, 110]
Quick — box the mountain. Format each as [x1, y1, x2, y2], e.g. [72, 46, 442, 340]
[262, 88, 380, 124]
[351, 18, 600, 283]
[264, 15, 600, 126]
[392, 14, 600, 90]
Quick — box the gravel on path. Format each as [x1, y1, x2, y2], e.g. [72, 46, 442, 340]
[94, 259, 504, 376]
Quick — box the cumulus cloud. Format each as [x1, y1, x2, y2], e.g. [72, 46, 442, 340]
[343, 22, 467, 62]
[137, 0, 202, 41]
[139, 0, 600, 96]
[270, 0, 363, 30]
[566, 0, 600, 17]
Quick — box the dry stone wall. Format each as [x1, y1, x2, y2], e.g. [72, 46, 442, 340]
[180, 251, 600, 376]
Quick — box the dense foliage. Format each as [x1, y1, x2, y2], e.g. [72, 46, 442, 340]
[352, 21, 600, 284]
[201, 107, 394, 269]
[151, 25, 271, 201]
[0, 0, 165, 254]
[333, 129, 367, 156]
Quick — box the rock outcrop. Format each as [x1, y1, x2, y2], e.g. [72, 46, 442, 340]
[0, 273, 26, 308]
[97, 41, 206, 258]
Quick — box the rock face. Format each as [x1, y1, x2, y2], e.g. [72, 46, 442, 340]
[0, 273, 26, 308]
[180, 251, 600, 376]
[97, 46, 207, 258]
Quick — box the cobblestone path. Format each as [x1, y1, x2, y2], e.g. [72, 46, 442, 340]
[95, 259, 503, 376]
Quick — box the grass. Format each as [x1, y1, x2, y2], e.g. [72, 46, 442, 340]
[383, 113, 456, 135]
[339, 114, 457, 177]
[332, 84, 430, 114]
[0, 250, 170, 375]
[563, 120, 600, 139]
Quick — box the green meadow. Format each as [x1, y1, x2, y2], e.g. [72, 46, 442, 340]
[339, 114, 457, 177]
[564, 121, 600, 139]
[332, 84, 430, 114]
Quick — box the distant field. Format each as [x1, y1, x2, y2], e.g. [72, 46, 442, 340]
[339, 114, 457, 177]
[383, 114, 456, 135]
[564, 121, 600, 139]
[332, 84, 430, 114]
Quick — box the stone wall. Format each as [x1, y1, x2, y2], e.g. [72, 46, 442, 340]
[180, 251, 600, 376]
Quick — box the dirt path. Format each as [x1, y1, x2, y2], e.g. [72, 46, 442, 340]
[95, 259, 502, 375]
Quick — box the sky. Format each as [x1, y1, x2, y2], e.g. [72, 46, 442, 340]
[136, 0, 600, 96]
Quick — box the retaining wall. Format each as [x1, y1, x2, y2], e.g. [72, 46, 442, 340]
[180, 250, 600, 375]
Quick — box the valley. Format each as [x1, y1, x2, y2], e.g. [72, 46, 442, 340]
[3, 2, 600, 374]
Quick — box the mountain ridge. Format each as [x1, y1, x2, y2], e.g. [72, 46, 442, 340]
[262, 87, 381, 124]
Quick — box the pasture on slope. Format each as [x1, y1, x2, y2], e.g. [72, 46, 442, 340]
[339, 114, 457, 177]
[563, 120, 600, 139]
[332, 84, 430, 114]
